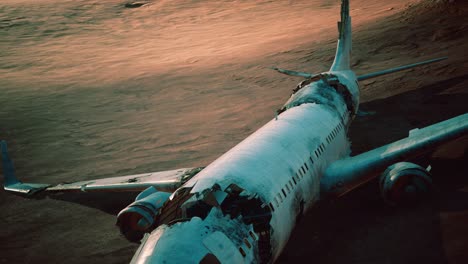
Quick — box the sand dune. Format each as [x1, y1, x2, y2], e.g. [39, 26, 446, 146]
[0, 0, 467, 263]
[1, 0, 412, 85]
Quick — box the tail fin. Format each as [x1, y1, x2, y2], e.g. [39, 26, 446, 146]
[330, 0, 352, 71]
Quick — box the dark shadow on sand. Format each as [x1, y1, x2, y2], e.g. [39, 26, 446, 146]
[49, 191, 139, 215]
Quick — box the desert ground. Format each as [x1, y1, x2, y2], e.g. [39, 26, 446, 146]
[1, 0, 467, 263]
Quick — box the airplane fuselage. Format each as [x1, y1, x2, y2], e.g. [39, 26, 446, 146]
[133, 71, 360, 263]
[3, 1, 464, 263]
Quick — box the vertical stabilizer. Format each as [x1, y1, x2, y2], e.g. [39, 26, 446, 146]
[330, 0, 352, 71]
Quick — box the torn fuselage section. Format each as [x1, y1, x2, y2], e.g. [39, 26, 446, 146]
[278, 73, 358, 119]
[116, 167, 204, 242]
[131, 208, 259, 263]
[155, 182, 273, 263]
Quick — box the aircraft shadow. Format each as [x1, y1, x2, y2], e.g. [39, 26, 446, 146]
[49, 191, 139, 215]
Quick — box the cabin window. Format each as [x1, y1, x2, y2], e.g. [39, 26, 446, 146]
[304, 163, 309, 171]
[289, 180, 294, 189]
[249, 231, 256, 240]
[244, 238, 252, 249]
[282, 188, 287, 197]
[309, 156, 314, 164]
[292, 176, 297, 185]
[239, 247, 246, 257]
[200, 254, 221, 264]
[269, 202, 275, 212]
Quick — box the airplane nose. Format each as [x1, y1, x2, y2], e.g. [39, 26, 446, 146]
[130, 208, 259, 264]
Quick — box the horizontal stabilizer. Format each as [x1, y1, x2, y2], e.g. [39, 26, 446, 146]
[357, 56, 448, 81]
[270, 67, 313, 78]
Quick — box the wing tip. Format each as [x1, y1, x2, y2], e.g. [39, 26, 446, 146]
[1, 140, 50, 196]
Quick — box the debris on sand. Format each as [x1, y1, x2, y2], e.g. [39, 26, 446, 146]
[124, 1, 150, 8]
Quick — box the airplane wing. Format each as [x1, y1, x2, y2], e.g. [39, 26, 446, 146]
[1, 141, 203, 196]
[321, 113, 468, 197]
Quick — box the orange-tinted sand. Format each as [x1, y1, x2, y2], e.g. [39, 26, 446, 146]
[0, 0, 467, 263]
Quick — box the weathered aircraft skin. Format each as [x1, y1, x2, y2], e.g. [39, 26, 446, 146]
[2, 1, 467, 263]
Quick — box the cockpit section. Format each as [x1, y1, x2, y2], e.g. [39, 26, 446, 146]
[154, 182, 274, 263]
[131, 208, 258, 264]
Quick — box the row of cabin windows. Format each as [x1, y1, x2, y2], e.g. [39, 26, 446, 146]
[269, 165, 307, 211]
[341, 111, 349, 124]
[268, 121, 345, 212]
[237, 231, 258, 258]
[326, 122, 344, 144]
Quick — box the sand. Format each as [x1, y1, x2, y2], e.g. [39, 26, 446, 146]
[0, 0, 467, 263]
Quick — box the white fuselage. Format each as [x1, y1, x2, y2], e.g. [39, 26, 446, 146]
[132, 70, 360, 264]
[183, 70, 358, 261]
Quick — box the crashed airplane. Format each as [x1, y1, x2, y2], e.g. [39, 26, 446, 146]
[2, 0, 468, 263]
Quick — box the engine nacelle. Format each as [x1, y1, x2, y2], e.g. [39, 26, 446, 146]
[116, 186, 171, 242]
[379, 162, 432, 206]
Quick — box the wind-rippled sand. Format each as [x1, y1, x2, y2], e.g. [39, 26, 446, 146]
[0, 0, 467, 263]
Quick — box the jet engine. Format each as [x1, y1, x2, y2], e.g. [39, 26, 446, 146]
[116, 186, 171, 242]
[379, 162, 432, 206]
